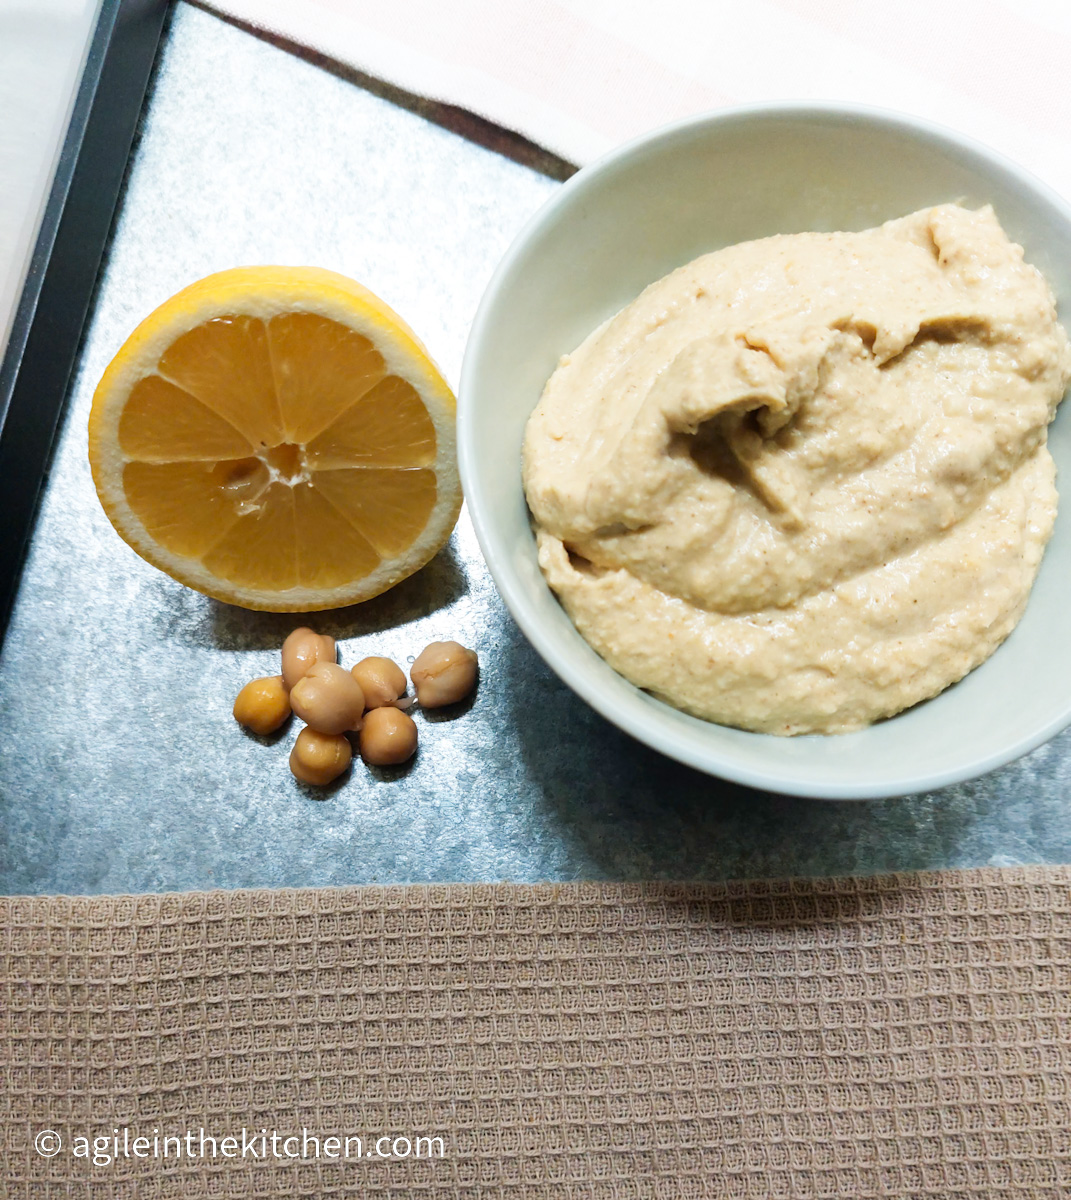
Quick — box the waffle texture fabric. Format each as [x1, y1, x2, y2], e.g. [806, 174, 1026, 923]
[3, 868, 1071, 1198]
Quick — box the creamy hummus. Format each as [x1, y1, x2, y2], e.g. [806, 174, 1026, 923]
[522, 205, 1071, 735]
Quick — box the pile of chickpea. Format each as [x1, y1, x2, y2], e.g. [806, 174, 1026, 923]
[233, 628, 479, 785]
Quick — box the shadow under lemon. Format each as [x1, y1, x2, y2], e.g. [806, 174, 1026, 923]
[146, 536, 469, 652]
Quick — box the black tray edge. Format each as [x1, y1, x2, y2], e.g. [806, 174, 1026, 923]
[0, 0, 171, 645]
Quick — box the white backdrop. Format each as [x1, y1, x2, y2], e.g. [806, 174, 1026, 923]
[203, 0, 1071, 201]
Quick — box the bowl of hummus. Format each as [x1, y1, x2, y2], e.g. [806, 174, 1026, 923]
[459, 103, 1071, 799]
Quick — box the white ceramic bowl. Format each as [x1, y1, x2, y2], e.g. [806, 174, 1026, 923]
[459, 103, 1071, 800]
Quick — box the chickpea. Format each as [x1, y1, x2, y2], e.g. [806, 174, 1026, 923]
[351, 656, 407, 709]
[359, 706, 418, 766]
[281, 627, 336, 692]
[289, 726, 351, 785]
[290, 662, 365, 734]
[233, 675, 291, 735]
[410, 640, 479, 708]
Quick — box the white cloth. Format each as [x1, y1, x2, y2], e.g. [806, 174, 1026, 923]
[203, 0, 1071, 199]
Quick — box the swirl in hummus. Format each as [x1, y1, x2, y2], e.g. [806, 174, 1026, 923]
[522, 205, 1071, 735]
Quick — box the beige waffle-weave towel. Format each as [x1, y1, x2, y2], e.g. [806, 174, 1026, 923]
[3, 867, 1071, 1198]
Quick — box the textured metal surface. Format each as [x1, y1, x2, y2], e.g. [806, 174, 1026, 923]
[2, 3, 1071, 896]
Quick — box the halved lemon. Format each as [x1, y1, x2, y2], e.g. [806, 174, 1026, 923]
[89, 267, 460, 610]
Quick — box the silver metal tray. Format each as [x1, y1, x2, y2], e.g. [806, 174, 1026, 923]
[2, 3, 1069, 895]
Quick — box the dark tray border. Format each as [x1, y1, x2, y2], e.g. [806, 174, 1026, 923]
[0, 0, 171, 643]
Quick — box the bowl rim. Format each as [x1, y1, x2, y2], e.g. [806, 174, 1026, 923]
[458, 99, 1071, 800]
